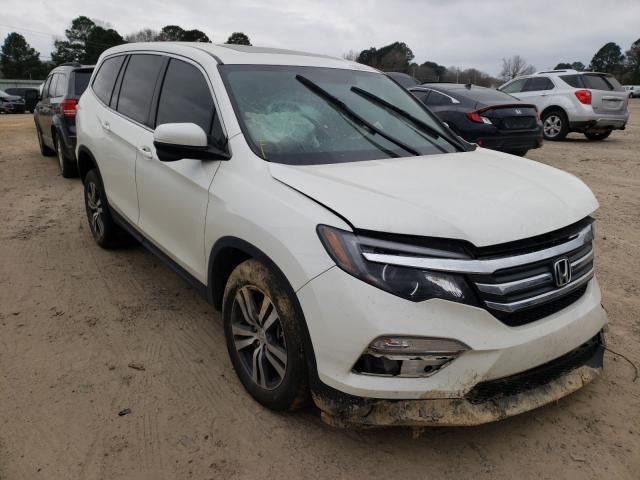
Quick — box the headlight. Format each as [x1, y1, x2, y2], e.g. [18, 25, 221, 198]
[317, 225, 478, 305]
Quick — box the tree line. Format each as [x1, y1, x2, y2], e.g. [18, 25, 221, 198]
[0, 15, 251, 80]
[349, 38, 640, 86]
[1, 15, 639, 86]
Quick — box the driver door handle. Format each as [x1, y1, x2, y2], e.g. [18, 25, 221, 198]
[101, 121, 111, 132]
[138, 145, 153, 159]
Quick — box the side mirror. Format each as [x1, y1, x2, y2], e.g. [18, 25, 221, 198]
[153, 123, 230, 162]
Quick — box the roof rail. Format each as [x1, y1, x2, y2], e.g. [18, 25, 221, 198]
[535, 69, 578, 74]
[58, 62, 82, 67]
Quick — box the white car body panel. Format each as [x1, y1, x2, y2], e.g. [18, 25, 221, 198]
[269, 149, 598, 246]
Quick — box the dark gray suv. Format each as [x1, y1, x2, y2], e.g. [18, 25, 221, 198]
[34, 63, 93, 177]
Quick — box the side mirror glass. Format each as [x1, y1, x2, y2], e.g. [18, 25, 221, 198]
[153, 123, 230, 162]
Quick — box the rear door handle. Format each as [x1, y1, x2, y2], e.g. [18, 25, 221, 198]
[138, 145, 153, 159]
[101, 121, 110, 132]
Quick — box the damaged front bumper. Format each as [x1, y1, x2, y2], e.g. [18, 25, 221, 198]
[315, 332, 604, 428]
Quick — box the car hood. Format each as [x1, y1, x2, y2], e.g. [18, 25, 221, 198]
[268, 149, 598, 247]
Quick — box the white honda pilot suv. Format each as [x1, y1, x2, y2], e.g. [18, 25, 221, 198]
[76, 43, 607, 427]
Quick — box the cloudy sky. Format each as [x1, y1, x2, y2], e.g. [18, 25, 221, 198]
[2, 0, 639, 75]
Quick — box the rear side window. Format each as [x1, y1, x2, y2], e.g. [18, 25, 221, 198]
[42, 76, 53, 99]
[117, 54, 165, 125]
[410, 90, 429, 103]
[48, 74, 59, 97]
[582, 74, 612, 91]
[73, 70, 92, 96]
[93, 56, 125, 105]
[560, 74, 582, 88]
[54, 73, 67, 97]
[523, 77, 554, 91]
[500, 78, 527, 94]
[425, 90, 452, 106]
[156, 59, 214, 134]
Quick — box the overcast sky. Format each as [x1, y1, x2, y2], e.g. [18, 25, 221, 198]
[2, 0, 639, 75]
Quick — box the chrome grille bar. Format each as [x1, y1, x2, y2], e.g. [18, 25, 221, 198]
[484, 267, 594, 313]
[476, 272, 553, 295]
[362, 225, 593, 275]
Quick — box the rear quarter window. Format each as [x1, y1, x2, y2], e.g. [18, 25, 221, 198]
[54, 74, 67, 97]
[92, 55, 125, 105]
[582, 74, 614, 91]
[560, 75, 583, 88]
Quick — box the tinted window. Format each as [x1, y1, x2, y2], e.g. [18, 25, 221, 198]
[523, 77, 553, 91]
[454, 88, 516, 102]
[93, 56, 125, 105]
[47, 75, 59, 98]
[500, 78, 526, 93]
[117, 54, 164, 125]
[582, 74, 622, 91]
[560, 74, 582, 88]
[73, 71, 92, 96]
[42, 76, 53, 99]
[410, 90, 429, 103]
[156, 59, 214, 134]
[54, 73, 67, 97]
[425, 90, 452, 106]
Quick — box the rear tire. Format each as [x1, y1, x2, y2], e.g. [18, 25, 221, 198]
[223, 259, 310, 411]
[83, 169, 124, 249]
[584, 130, 612, 141]
[541, 110, 569, 140]
[36, 124, 55, 156]
[55, 134, 77, 178]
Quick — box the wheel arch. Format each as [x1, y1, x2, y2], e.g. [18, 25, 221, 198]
[540, 104, 568, 120]
[207, 236, 320, 380]
[76, 145, 100, 183]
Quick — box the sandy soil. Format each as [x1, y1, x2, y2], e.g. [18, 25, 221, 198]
[0, 104, 639, 480]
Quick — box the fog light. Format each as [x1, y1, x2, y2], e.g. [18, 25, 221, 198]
[353, 336, 469, 378]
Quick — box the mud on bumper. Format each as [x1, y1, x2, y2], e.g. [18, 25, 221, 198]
[314, 332, 604, 428]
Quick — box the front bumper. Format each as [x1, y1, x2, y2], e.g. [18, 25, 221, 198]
[297, 265, 607, 425]
[318, 333, 603, 427]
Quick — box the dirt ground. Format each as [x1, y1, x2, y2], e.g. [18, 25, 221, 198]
[0, 104, 639, 480]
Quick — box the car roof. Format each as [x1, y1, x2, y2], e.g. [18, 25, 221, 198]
[51, 63, 94, 73]
[102, 42, 378, 71]
[506, 70, 611, 82]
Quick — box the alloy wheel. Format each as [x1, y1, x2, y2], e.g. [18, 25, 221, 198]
[543, 115, 562, 138]
[231, 286, 288, 390]
[86, 181, 104, 239]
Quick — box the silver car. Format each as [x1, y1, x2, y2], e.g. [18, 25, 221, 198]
[499, 70, 629, 141]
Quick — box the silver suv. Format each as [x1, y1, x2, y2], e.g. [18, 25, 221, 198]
[499, 70, 629, 141]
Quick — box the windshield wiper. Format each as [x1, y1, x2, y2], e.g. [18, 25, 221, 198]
[295, 74, 419, 156]
[350, 86, 467, 152]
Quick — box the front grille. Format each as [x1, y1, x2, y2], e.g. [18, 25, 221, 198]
[465, 332, 603, 404]
[469, 226, 594, 326]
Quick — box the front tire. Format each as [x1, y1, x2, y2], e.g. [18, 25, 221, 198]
[55, 134, 77, 178]
[83, 169, 124, 249]
[541, 110, 568, 140]
[584, 130, 612, 141]
[223, 259, 309, 411]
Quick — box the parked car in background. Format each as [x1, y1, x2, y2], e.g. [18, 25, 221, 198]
[34, 63, 94, 177]
[0, 90, 26, 113]
[5, 87, 40, 112]
[624, 85, 640, 98]
[75, 43, 607, 428]
[499, 70, 629, 141]
[386, 72, 420, 88]
[409, 83, 542, 156]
